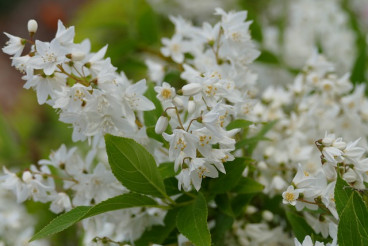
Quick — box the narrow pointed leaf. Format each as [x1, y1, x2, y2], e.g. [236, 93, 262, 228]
[30, 193, 157, 241]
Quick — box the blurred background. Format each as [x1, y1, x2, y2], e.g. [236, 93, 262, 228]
[0, 0, 368, 245]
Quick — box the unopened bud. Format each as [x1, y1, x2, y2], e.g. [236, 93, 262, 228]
[22, 171, 33, 183]
[343, 168, 357, 183]
[332, 140, 346, 150]
[172, 96, 183, 108]
[182, 83, 202, 96]
[71, 51, 85, 61]
[245, 205, 257, 215]
[155, 116, 169, 134]
[188, 100, 195, 114]
[262, 210, 274, 222]
[27, 19, 38, 34]
[322, 136, 334, 146]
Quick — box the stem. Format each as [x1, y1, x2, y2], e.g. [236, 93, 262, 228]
[165, 106, 185, 130]
[31, 171, 78, 183]
[186, 118, 198, 132]
[57, 65, 90, 87]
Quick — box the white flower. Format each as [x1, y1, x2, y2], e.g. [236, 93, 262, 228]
[30, 39, 68, 75]
[154, 82, 176, 101]
[2, 33, 25, 57]
[282, 185, 299, 206]
[294, 235, 325, 246]
[181, 83, 202, 96]
[161, 34, 187, 63]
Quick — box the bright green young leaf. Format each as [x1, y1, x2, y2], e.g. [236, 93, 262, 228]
[232, 177, 264, 194]
[135, 209, 178, 246]
[226, 119, 253, 131]
[31, 193, 157, 241]
[335, 176, 368, 246]
[209, 158, 247, 194]
[286, 210, 314, 242]
[177, 193, 211, 246]
[105, 134, 166, 198]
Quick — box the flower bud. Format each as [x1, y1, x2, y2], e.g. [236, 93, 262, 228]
[262, 210, 274, 222]
[182, 83, 202, 96]
[71, 51, 86, 61]
[332, 140, 346, 150]
[155, 116, 169, 134]
[245, 205, 257, 215]
[173, 96, 183, 108]
[22, 171, 33, 183]
[27, 19, 38, 34]
[322, 136, 334, 146]
[188, 100, 195, 114]
[343, 168, 357, 183]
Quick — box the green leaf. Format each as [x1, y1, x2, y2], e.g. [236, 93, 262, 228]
[215, 193, 234, 217]
[177, 193, 211, 246]
[231, 194, 254, 217]
[105, 134, 166, 198]
[158, 162, 176, 179]
[144, 83, 163, 127]
[232, 177, 264, 194]
[209, 158, 247, 194]
[285, 210, 314, 242]
[335, 176, 368, 246]
[135, 209, 178, 246]
[211, 212, 234, 246]
[226, 119, 253, 130]
[31, 193, 157, 241]
[164, 177, 180, 196]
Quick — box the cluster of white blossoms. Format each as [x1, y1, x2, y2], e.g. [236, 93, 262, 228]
[4, 20, 155, 143]
[0, 188, 48, 246]
[250, 53, 368, 196]
[282, 133, 367, 245]
[263, 0, 356, 72]
[147, 8, 260, 191]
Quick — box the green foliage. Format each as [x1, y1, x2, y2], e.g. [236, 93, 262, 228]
[226, 119, 253, 131]
[211, 212, 234, 246]
[30, 193, 158, 241]
[209, 158, 247, 194]
[177, 193, 211, 246]
[105, 134, 166, 198]
[144, 82, 163, 127]
[232, 177, 264, 194]
[335, 176, 368, 246]
[135, 209, 178, 246]
[285, 210, 314, 242]
[73, 0, 166, 79]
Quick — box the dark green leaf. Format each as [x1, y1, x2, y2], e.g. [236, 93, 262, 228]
[144, 83, 163, 127]
[231, 194, 254, 217]
[177, 193, 211, 246]
[285, 210, 314, 243]
[335, 176, 368, 246]
[31, 193, 157, 241]
[209, 158, 247, 194]
[135, 209, 178, 246]
[215, 193, 234, 217]
[211, 212, 234, 246]
[105, 134, 166, 197]
[232, 177, 264, 194]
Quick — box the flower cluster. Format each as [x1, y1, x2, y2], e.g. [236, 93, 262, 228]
[250, 52, 368, 196]
[3, 20, 154, 143]
[148, 8, 260, 191]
